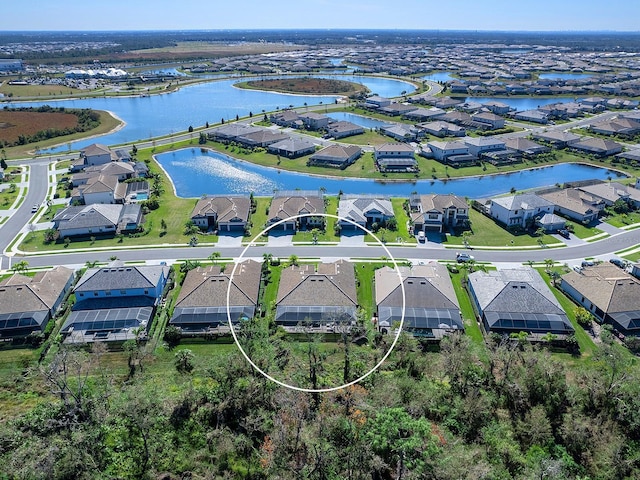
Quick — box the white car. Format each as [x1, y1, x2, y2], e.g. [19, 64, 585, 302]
[417, 231, 425, 242]
[31, 204, 39, 213]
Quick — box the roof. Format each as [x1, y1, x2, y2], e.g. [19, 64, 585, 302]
[375, 143, 415, 154]
[74, 261, 169, 293]
[0, 266, 74, 316]
[277, 260, 357, 308]
[469, 268, 573, 333]
[54, 204, 129, 230]
[310, 144, 361, 161]
[338, 197, 393, 224]
[268, 191, 325, 221]
[81, 143, 111, 157]
[174, 260, 261, 309]
[539, 188, 604, 215]
[268, 137, 316, 153]
[561, 264, 640, 316]
[428, 140, 468, 151]
[491, 193, 554, 211]
[375, 264, 462, 331]
[577, 182, 632, 203]
[191, 195, 251, 223]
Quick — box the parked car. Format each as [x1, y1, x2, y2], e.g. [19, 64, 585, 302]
[558, 229, 570, 239]
[609, 258, 626, 269]
[456, 252, 475, 263]
[581, 260, 595, 267]
[417, 231, 425, 243]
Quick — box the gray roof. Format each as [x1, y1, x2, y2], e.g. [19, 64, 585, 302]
[54, 204, 141, 231]
[267, 137, 316, 153]
[491, 193, 554, 211]
[75, 261, 169, 293]
[310, 144, 361, 161]
[0, 266, 73, 317]
[338, 197, 393, 224]
[191, 195, 251, 223]
[469, 267, 573, 333]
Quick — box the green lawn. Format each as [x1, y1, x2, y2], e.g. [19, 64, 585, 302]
[0, 185, 20, 210]
[292, 196, 339, 243]
[246, 196, 272, 240]
[449, 271, 485, 346]
[567, 221, 604, 239]
[604, 211, 640, 228]
[444, 209, 558, 248]
[536, 268, 597, 362]
[354, 262, 387, 320]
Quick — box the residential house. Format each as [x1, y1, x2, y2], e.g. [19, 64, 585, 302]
[363, 95, 392, 109]
[409, 193, 469, 233]
[535, 213, 567, 233]
[402, 107, 446, 122]
[577, 182, 640, 208]
[0, 266, 74, 339]
[590, 117, 640, 137]
[61, 261, 171, 343]
[267, 190, 325, 231]
[514, 110, 549, 124]
[464, 137, 507, 157]
[275, 260, 358, 329]
[170, 260, 262, 333]
[267, 137, 317, 158]
[471, 112, 506, 130]
[72, 174, 127, 205]
[79, 143, 117, 167]
[379, 103, 419, 117]
[209, 124, 263, 142]
[570, 138, 623, 157]
[236, 129, 289, 148]
[379, 123, 420, 142]
[270, 110, 303, 128]
[374, 143, 417, 172]
[504, 137, 551, 156]
[468, 267, 574, 336]
[427, 140, 475, 166]
[190, 195, 251, 232]
[375, 263, 463, 338]
[298, 112, 330, 130]
[420, 121, 466, 138]
[325, 121, 364, 139]
[53, 204, 143, 238]
[532, 131, 582, 147]
[483, 101, 511, 115]
[308, 144, 361, 169]
[560, 264, 640, 335]
[337, 196, 394, 230]
[489, 193, 555, 229]
[539, 188, 604, 224]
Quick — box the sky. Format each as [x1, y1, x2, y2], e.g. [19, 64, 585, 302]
[4, 0, 640, 32]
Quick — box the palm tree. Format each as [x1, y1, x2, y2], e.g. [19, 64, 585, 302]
[208, 251, 221, 265]
[288, 254, 299, 267]
[12, 260, 29, 273]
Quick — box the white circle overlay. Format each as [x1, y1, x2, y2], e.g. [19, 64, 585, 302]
[226, 212, 406, 393]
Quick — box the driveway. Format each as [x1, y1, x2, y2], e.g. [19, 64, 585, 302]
[339, 231, 365, 246]
[596, 221, 625, 236]
[216, 232, 244, 248]
[268, 230, 294, 247]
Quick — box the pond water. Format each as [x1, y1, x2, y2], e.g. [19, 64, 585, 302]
[156, 148, 622, 198]
[421, 72, 455, 83]
[8, 74, 414, 153]
[538, 73, 593, 80]
[327, 112, 391, 129]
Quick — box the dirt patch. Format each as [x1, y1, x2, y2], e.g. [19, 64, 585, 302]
[241, 77, 369, 96]
[0, 111, 79, 145]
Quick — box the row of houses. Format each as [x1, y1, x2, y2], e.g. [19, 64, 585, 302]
[480, 179, 640, 230]
[5, 257, 640, 344]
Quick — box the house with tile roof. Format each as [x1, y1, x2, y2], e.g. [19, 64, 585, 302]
[267, 190, 325, 231]
[337, 196, 394, 230]
[488, 193, 554, 229]
[375, 263, 463, 339]
[532, 130, 582, 147]
[469, 267, 574, 336]
[267, 137, 316, 158]
[570, 137, 623, 157]
[236, 129, 290, 148]
[0, 267, 74, 339]
[170, 260, 262, 333]
[61, 261, 170, 343]
[577, 182, 640, 208]
[308, 144, 362, 169]
[275, 260, 358, 329]
[538, 188, 604, 224]
[190, 195, 251, 232]
[409, 193, 469, 233]
[53, 204, 143, 238]
[374, 143, 417, 172]
[325, 121, 364, 139]
[560, 264, 640, 335]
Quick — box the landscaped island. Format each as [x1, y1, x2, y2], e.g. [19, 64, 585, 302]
[236, 77, 369, 96]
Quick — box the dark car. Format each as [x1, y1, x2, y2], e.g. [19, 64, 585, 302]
[558, 229, 570, 239]
[610, 258, 626, 269]
[581, 260, 595, 268]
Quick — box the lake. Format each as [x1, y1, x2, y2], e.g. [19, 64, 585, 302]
[7, 74, 415, 153]
[327, 112, 391, 129]
[538, 73, 593, 80]
[156, 148, 622, 198]
[465, 96, 581, 111]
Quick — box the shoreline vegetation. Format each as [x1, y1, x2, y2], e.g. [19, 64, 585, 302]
[235, 77, 370, 96]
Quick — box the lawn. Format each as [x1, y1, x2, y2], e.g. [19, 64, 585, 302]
[293, 196, 339, 243]
[443, 209, 558, 248]
[567, 221, 604, 239]
[246, 196, 272, 240]
[604, 211, 640, 228]
[0, 184, 20, 210]
[354, 262, 387, 320]
[449, 270, 486, 346]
